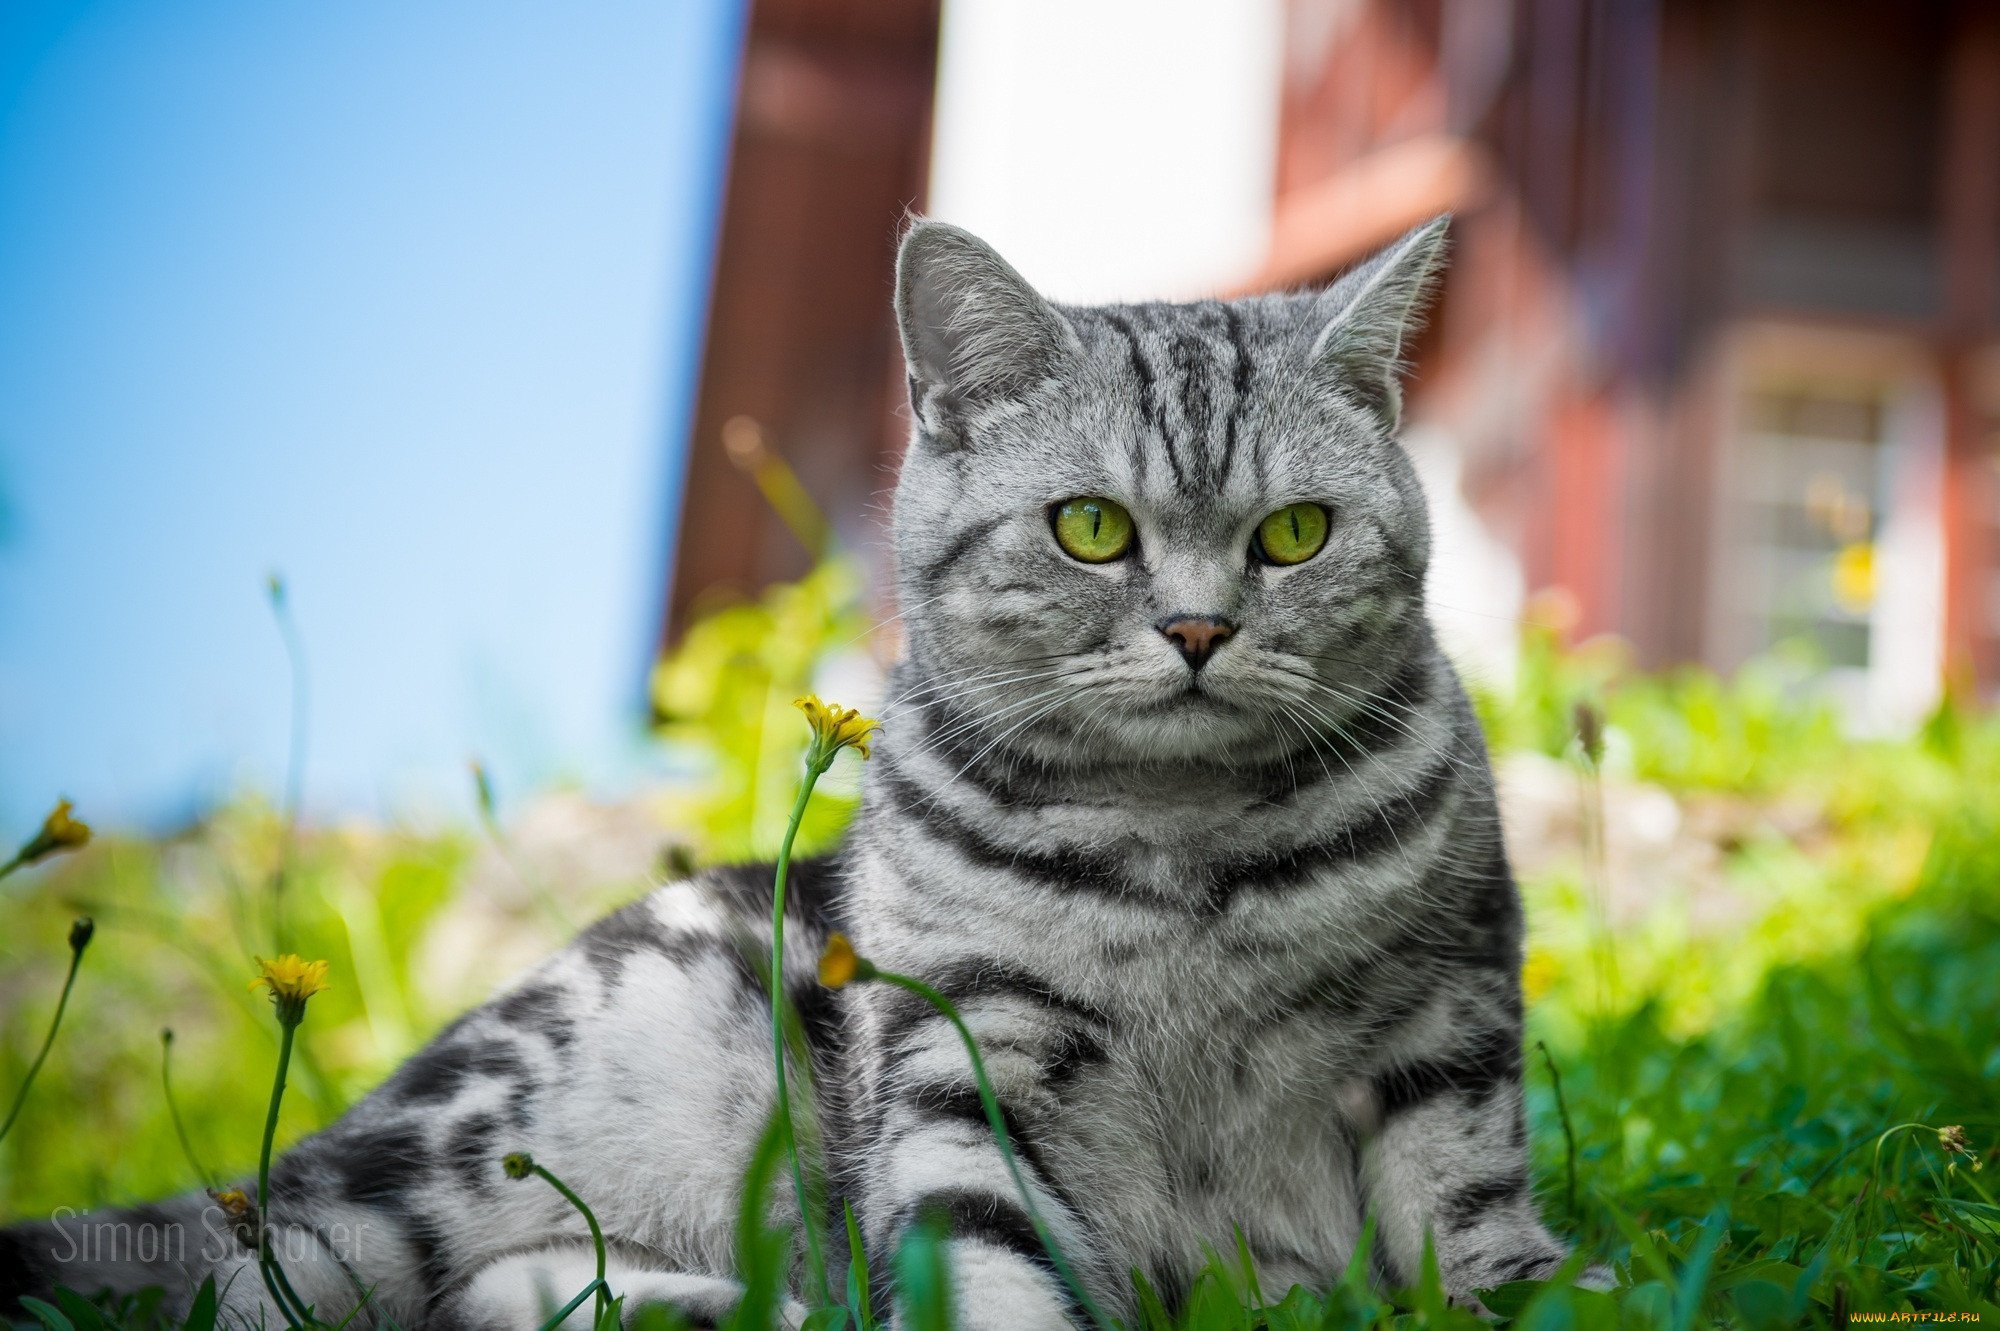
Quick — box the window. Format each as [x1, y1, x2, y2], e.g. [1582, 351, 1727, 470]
[1730, 386, 1889, 672]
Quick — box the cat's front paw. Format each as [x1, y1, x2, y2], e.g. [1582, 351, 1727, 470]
[1466, 1257, 1617, 1315]
[892, 1246, 1080, 1331]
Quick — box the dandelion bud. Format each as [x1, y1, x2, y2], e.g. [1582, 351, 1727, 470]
[1573, 701, 1605, 766]
[68, 917, 95, 954]
[817, 933, 876, 990]
[659, 844, 698, 882]
[502, 1152, 534, 1180]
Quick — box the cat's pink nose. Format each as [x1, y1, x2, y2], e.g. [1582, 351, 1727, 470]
[1157, 616, 1236, 670]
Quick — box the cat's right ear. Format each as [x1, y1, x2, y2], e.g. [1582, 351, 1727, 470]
[895, 220, 1072, 445]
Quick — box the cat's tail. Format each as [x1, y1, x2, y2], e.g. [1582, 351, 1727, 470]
[1, 1186, 279, 1321]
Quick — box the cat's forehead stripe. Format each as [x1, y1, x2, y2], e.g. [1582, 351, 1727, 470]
[1217, 302, 1250, 493]
[1080, 300, 1271, 507]
[1097, 308, 1183, 492]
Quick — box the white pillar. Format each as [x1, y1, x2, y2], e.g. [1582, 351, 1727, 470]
[928, 0, 1283, 303]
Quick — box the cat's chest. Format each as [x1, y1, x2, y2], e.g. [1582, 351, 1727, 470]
[1053, 1014, 1371, 1289]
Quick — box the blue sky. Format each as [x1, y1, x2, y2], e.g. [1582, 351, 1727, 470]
[0, 0, 744, 832]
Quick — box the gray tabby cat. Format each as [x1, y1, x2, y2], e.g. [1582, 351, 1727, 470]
[2, 216, 1591, 1328]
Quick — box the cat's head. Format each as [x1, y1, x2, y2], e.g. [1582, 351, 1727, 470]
[889, 217, 1447, 767]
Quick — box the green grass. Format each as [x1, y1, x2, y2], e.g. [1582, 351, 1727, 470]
[4, 575, 1998, 1327]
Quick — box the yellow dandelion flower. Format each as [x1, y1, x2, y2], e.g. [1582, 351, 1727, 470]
[207, 1186, 259, 1250]
[208, 1186, 252, 1219]
[10, 799, 93, 871]
[817, 932, 877, 990]
[249, 955, 330, 1001]
[250, 955, 330, 1023]
[796, 695, 880, 761]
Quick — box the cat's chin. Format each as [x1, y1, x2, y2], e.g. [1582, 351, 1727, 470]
[1075, 690, 1298, 766]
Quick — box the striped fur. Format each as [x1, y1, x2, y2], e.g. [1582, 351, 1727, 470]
[2, 217, 1591, 1327]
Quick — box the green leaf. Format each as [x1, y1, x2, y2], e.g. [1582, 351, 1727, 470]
[1668, 1212, 1728, 1331]
[843, 1200, 873, 1331]
[1709, 1259, 1805, 1291]
[1232, 1225, 1267, 1313]
[1129, 1268, 1174, 1331]
[180, 1279, 220, 1331]
[1730, 1280, 1792, 1330]
[1620, 1281, 1673, 1330]
[1514, 1284, 1574, 1331]
[1339, 1216, 1376, 1294]
[1411, 1233, 1449, 1324]
[15, 1297, 75, 1331]
[1934, 1198, 2000, 1237]
[48, 1291, 105, 1331]
[730, 1111, 792, 1331]
[1475, 1281, 1541, 1318]
[892, 1212, 952, 1331]
[1260, 1283, 1322, 1331]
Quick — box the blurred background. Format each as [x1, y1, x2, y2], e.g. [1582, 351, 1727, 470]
[9, 0, 1995, 835]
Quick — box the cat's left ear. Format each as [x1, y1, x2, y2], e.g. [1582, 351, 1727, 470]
[1308, 215, 1449, 433]
[896, 220, 1073, 444]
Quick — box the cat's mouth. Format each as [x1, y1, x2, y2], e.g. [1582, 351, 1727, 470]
[1146, 682, 1236, 713]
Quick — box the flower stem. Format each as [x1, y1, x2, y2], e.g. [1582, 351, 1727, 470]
[770, 747, 833, 1306]
[0, 921, 92, 1145]
[871, 969, 1114, 1331]
[525, 1163, 610, 1328]
[160, 1030, 216, 1188]
[1536, 1040, 1578, 1221]
[255, 1019, 313, 1327]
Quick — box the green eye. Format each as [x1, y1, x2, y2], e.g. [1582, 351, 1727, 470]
[1255, 502, 1330, 565]
[1051, 497, 1135, 563]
